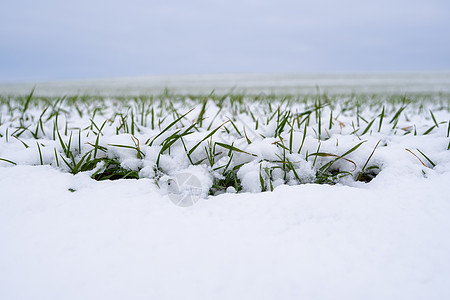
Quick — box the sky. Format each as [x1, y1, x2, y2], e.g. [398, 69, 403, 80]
[0, 0, 449, 82]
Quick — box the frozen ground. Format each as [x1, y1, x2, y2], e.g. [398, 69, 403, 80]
[1, 74, 450, 299]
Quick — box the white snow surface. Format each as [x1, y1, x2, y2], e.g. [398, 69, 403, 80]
[1, 165, 450, 300]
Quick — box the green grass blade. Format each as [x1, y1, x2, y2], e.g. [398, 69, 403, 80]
[416, 148, 436, 168]
[0, 158, 17, 165]
[215, 142, 257, 157]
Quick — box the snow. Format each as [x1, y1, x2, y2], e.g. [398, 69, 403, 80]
[1, 166, 450, 299]
[1, 73, 450, 299]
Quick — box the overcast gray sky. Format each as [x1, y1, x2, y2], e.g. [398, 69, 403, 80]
[1, 0, 449, 82]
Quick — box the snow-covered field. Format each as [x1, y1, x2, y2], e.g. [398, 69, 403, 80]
[2, 72, 450, 96]
[1, 74, 450, 299]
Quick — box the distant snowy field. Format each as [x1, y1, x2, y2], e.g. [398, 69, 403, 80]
[1, 73, 450, 299]
[2, 72, 450, 95]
